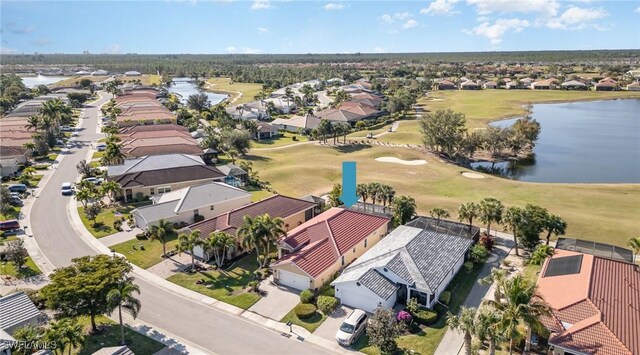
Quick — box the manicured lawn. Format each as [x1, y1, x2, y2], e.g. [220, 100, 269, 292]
[376, 120, 423, 145]
[522, 263, 543, 285]
[74, 315, 165, 355]
[112, 234, 180, 269]
[280, 305, 328, 333]
[252, 132, 308, 149]
[354, 263, 485, 355]
[7, 174, 44, 188]
[78, 205, 133, 238]
[0, 206, 21, 221]
[47, 76, 110, 87]
[205, 78, 263, 105]
[92, 151, 105, 159]
[167, 253, 262, 309]
[1, 257, 42, 279]
[242, 144, 640, 247]
[243, 186, 274, 202]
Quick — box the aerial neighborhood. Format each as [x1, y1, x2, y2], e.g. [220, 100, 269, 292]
[1, 2, 639, 354]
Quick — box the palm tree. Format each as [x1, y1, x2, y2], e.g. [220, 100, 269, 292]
[392, 195, 417, 226]
[177, 230, 204, 268]
[356, 183, 369, 208]
[316, 119, 332, 144]
[237, 215, 262, 265]
[458, 202, 479, 231]
[478, 267, 508, 301]
[475, 306, 502, 355]
[75, 188, 92, 208]
[107, 277, 142, 346]
[487, 275, 550, 355]
[542, 214, 567, 246]
[628, 237, 640, 263]
[237, 214, 285, 268]
[479, 197, 504, 237]
[379, 184, 396, 212]
[100, 181, 121, 206]
[284, 87, 294, 113]
[503, 206, 523, 256]
[258, 213, 285, 259]
[148, 219, 175, 257]
[206, 231, 236, 267]
[446, 306, 477, 355]
[47, 318, 84, 355]
[368, 182, 382, 206]
[429, 207, 450, 222]
[25, 115, 41, 131]
[101, 140, 125, 166]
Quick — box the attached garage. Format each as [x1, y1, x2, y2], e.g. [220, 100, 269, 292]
[276, 270, 312, 291]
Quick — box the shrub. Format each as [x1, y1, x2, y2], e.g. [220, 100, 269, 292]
[193, 214, 205, 223]
[34, 164, 49, 170]
[317, 295, 338, 315]
[470, 244, 489, 264]
[319, 285, 335, 297]
[529, 244, 554, 265]
[464, 261, 475, 272]
[413, 309, 438, 325]
[248, 280, 259, 292]
[294, 303, 317, 319]
[300, 289, 315, 304]
[479, 234, 495, 250]
[134, 192, 144, 202]
[406, 297, 420, 314]
[113, 218, 123, 231]
[396, 310, 413, 324]
[439, 291, 451, 305]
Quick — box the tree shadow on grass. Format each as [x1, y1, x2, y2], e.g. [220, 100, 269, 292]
[333, 144, 372, 153]
[242, 154, 272, 162]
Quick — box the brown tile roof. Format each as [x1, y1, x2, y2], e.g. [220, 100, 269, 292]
[121, 137, 202, 157]
[110, 165, 225, 188]
[118, 124, 188, 134]
[117, 129, 192, 140]
[537, 250, 640, 355]
[183, 195, 316, 236]
[279, 238, 339, 278]
[0, 146, 28, 157]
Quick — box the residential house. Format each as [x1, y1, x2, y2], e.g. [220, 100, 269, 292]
[216, 163, 248, 185]
[254, 122, 279, 140]
[107, 154, 205, 177]
[531, 78, 558, 90]
[434, 80, 456, 90]
[131, 182, 252, 230]
[460, 80, 480, 90]
[626, 82, 640, 91]
[505, 81, 524, 90]
[560, 80, 588, 90]
[120, 136, 204, 158]
[316, 102, 382, 124]
[331, 217, 479, 312]
[184, 195, 318, 260]
[536, 249, 639, 355]
[272, 114, 321, 133]
[114, 89, 176, 127]
[0, 147, 30, 177]
[271, 208, 391, 291]
[483, 81, 497, 89]
[595, 81, 619, 91]
[117, 124, 192, 142]
[0, 292, 41, 335]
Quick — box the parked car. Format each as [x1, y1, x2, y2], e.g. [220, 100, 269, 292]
[61, 182, 74, 196]
[9, 197, 23, 207]
[336, 309, 368, 346]
[71, 132, 80, 137]
[9, 192, 21, 200]
[96, 143, 107, 151]
[61, 126, 73, 132]
[83, 177, 104, 185]
[7, 184, 27, 193]
[0, 219, 21, 232]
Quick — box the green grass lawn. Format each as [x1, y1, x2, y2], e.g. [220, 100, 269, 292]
[167, 253, 262, 309]
[377, 120, 423, 145]
[7, 174, 44, 188]
[92, 151, 105, 159]
[354, 263, 485, 355]
[74, 315, 165, 355]
[112, 234, 179, 269]
[78, 205, 133, 238]
[252, 132, 308, 149]
[0, 206, 21, 221]
[243, 186, 274, 202]
[280, 305, 328, 333]
[1, 257, 42, 279]
[522, 263, 543, 285]
[242, 144, 640, 247]
[205, 78, 263, 105]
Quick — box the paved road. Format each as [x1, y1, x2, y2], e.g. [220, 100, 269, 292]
[29, 93, 331, 355]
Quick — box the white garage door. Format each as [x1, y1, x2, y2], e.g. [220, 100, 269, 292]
[278, 270, 311, 291]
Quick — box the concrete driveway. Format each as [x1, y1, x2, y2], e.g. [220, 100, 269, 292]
[313, 305, 352, 342]
[249, 276, 300, 321]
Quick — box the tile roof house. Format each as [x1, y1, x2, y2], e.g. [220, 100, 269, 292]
[434, 80, 456, 90]
[255, 122, 279, 140]
[120, 136, 204, 158]
[271, 208, 391, 291]
[531, 78, 559, 90]
[272, 114, 322, 133]
[460, 80, 481, 90]
[316, 102, 382, 123]
[594, 81, 619, 91]
[107, 154, 204, 177]
[483, 81, 498, 89]
[0, 292, 41, 335]
[183, 195, 318, 260]
[536, 249, 640, 355]
[560, 80, 588, 90]
[131, 182, 252, 230]
[116, 124, 192, 141]
[331, 217, 479, 312]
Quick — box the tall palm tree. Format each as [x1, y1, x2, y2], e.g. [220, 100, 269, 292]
[258, 214, 285, 259]
[101, 141, 125, 166]
[446, 306, 477, 355]
[474, 306, 502, 355]
[177, 230, 204, 268]
[148, 219, 175, 257]
[458, 202, 479, 231]
[237, 215, 262, 265]
[478, 267, 508, 301]
[429, 207, 450, 222]
[628, 237, 640, 263]
[542, 214, 567, 246]
[379, 184, 396, 212]
[392, 195, 417, 226]
[487, 275, 550, 355]
[100, 181, 121, 206]
[59, 318, 84, 355]
[25, 115, 41, 131]
[479, 197, 504, 237]
[75, 188, 92, 208]
[368, 182, 382, 206]
[356, 183, 369, 208]
[206, 231, 236, 267]
[284, 87, 294, 113]
[503, 206, 523, 256]
[107, 277, 142, 346]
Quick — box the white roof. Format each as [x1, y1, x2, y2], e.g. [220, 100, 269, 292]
[0, 292, 40, 331]
[107, 154, 204, 177]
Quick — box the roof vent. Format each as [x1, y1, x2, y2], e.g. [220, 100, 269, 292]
[356, 282, 361, 286]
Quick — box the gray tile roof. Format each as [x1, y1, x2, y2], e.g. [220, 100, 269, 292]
[92, 346, 134, 355]
[0, 292, 40, 331]
[358, 269, 398, 300]
[107, 154, 204, 177]
[216, 164, 246, 177]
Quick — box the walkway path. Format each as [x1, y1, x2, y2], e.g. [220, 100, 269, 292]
[100, 227, 142, 247]
[146, 254, 192, 279]
[434, 232, 515, 355]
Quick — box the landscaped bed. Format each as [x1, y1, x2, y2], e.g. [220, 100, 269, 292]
[280, 303, 328, 333]
[78, 205, 134, 238]
[0, 256, 42, 279]
[75, 315, 165, 355]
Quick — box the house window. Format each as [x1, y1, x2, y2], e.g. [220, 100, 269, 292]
[194, 209, 199, 216]
[364, 239, 368, 248]
[149, 188, 155, 195]
[210, 205, 215, 211]
[341, 255, 345, 266]
[353, 247, 356, 254]
[158, 186, 171, 194]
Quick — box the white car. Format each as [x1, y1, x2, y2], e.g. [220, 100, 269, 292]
[83, 177, 104, 185]
[71, 132, 80, 137]
[61, 182, 73, 196]
[336, 309, 368, 346]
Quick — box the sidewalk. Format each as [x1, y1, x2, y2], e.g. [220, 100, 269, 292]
[0, 274, 49, 295]
[434, 232, 514, 355]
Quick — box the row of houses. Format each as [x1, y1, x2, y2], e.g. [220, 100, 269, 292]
[434, 77, 640, 91]
[112, 89, 176, 127]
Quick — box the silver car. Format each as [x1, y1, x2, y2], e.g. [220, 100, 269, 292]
[335, 309, 368, 346]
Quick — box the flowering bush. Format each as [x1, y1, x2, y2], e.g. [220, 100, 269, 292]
[396, 310, 413, 324]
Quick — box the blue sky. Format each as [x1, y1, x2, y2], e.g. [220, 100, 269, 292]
[1, 0, 639, 54]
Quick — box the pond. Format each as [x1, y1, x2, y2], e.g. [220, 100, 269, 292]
[21, 75, 67, 88]
[471, 99, 640, 183]
[168, 77, 227, 105]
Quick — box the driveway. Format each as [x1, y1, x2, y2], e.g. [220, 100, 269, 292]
[313, 305, 351, 342]
[249, 276, 301, 321]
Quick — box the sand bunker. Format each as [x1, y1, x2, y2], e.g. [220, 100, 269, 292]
[375, 157, 427, 165]
[461, 171, 486, 179]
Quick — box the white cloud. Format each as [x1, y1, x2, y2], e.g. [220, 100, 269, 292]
[466, 0, 559, 17]
[324, 3, 346, 10]
[465, 18, 530, 44]
[225, 46, 261, 54]
[225, 46, 237, 53]
[379, 12, 412, 23]
[403, 19, 419, 29]
[373, 47, 386, 53]
[257, 27, 269, 34]
[420, 0, 459, 15]
[31, 37, 51, 46]
[105, 44, 123, 54]
[250, 0, 271, 10]
[635, 6, 640, 13]
[546, 7, 608, 30]
[0, 47, 20, 54]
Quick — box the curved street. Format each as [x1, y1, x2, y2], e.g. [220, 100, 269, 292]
[28, 93, 331, 355]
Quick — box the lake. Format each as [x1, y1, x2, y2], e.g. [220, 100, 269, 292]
[471, 99, 640, 183]
[21, 75, 67, 88]
[168, 77, 227, 105]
